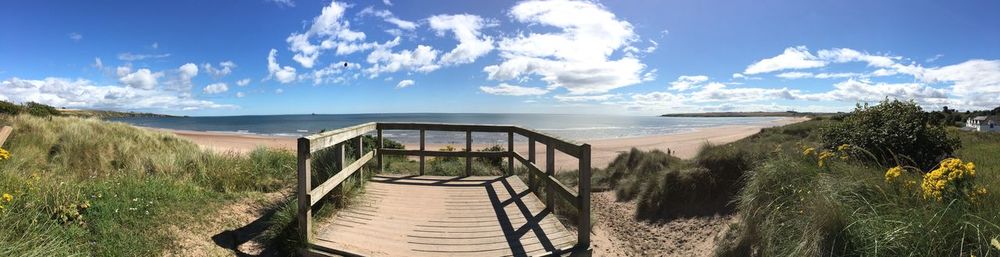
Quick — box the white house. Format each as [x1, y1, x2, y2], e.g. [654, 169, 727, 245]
[966, 116, 1000, 132]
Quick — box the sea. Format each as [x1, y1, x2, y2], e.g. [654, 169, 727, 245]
[110, 113, 783, 145]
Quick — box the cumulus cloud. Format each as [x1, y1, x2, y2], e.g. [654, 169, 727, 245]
[0, 77, 233, 111]
[236, 92, 246, 98]
[267, 49, 297, 84]
[267, 0, 294, 7]
[428, 14, 494, 65]
[117, 52, 171, 61]
[358, 7, 417, 30]
[669, 75, 708, 91]
[554, 94, 618, 102]
[203, 83, 229, 94]
[236, 78, 251, 86]
[479, 83, 549, 96]
[364, 38, 440, 77]
[743, 46, 825, 75]
[118, 68, 163, 90]
[484, 0, 647, 95]
[396, 79, 415, 88]
[162, 63, 199, 93]
[309, 61, 360, 85]
[203, 61, 236, 78]
[285, 1, 366, 68]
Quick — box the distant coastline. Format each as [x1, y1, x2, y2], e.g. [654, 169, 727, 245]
[60, 109, 176, 119]
[660, 111, 835, 118]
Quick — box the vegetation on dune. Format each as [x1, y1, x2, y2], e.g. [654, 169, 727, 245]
[0, 114, 297, 256]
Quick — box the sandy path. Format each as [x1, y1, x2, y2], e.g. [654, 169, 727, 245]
[590, 192, 733, 256]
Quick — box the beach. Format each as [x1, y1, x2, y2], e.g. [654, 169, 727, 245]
[156, 116, 808, 169]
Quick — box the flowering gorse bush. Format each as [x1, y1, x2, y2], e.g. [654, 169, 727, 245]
[920, 158, 987, 202]
[801, 144, 851, 168]
[0, 147, 10, 160]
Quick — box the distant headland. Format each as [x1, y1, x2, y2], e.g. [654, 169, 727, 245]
[660, 111, 834, 118]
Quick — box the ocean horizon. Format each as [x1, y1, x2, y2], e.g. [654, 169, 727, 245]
[111, 113, 785, 145]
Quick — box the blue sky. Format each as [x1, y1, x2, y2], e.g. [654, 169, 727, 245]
[2, 0, 999, 116]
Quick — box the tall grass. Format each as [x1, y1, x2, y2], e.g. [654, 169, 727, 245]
[0, 114, 296, 256]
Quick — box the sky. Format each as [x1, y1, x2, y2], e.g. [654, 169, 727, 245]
[1, 0, 999, 116]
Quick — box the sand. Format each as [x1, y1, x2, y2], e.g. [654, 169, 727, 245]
[156, 116, 807, 170]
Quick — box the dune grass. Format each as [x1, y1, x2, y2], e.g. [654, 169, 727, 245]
[0, 114, 296, 256]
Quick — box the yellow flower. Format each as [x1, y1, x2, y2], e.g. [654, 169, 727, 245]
[921, 158, 977, 201]
[837, 144, 851, 152]
[1, 193, 11, 203]
[818, 150, 835, 167]
[802, 147, 815, 156]
[0, 147, 10, 160]
[992, 237, 1000, 250]
[885, 166, 903, 183]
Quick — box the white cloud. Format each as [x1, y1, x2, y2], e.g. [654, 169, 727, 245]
[285, 1, 366, 68]
[797, 79, 948, 104]
[203, 61, 236, 78]
[554, 94, 617, 102]
[926, 54, 943, 63]
[669, 75, 708, 91]
[817, 48, 897, 68]
[275, 88, 284, 94]
[93, 58, 104, 70]
[0, 77, 233, 111]
[396, 79, 415, 88]
[744, 46, 825, 75]
[68, 32, 82, 42]
[162, 63, 199, 93]
[428, 14, 494, 65]
[236, 78, 251, 86]
[358, 7, 417, 30]
[236, 92, 246, 98]
[382, 0, 392, 6]
[484, 0, 647, 95]
[117, 52, 171, 61]
[310, 62, 360, 85]
[365, 39, 440, 77]
[151, 42, 159, 49]
[118, 68, 163, 90]
[203, 83, 229, 94]
[267, 49, 298, 84]
[267, 0, 294, 7]
[479, 83, 549, 96]
[916, 59, 1000, 108]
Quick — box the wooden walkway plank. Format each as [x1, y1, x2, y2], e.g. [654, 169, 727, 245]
[314, 175, 576, 257]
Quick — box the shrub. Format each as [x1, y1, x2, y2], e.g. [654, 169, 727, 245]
[24, 102, 60, 117]
[0, 100, 23, 115]
[635, 167, 721, 219]
[821, 99, 960, 170]
[476, 144, 505, 168]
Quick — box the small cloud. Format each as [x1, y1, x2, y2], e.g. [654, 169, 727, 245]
[236, 78, 251, 86]
[267, 0, 294, 7]
[203, 83, 229, 94]
[236, 92, 246, 98]
[479, 83, 548, 96]
[68, 32, 82, 42]
[275, 88, 284, 94]
[151, 42, 159, 49]
[396, 79, 415, 88]
[926, 54, 943, 63]
[117, 52, 171, 61]
[660, 29, 669, 37]
[383, 0, 392, 5]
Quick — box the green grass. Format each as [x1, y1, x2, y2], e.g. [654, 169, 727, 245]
[0, 114, 296, 256]
[712, 120, 1000, 257]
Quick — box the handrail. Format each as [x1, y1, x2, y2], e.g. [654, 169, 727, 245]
[298, 122, 592, 254]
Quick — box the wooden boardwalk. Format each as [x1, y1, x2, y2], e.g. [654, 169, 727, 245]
[313, 175, 575, 256]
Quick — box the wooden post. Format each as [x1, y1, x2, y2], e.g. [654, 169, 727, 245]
[0, 126, 12, 147]
[507, 131, 514, 176]
[465, 130, 472, 177]
[545, 144, 555, 210]
[334, 143, 344, 196]
[419, 129, 425, 175]
[353, 136, 363, 183]
[578, 144, 592, 250]
[528, 138, 535, 189]
[377, 128, 383, 173]
[296, 138, 313, 244]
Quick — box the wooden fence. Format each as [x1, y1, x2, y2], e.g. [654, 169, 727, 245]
[298, 122, 592, 255]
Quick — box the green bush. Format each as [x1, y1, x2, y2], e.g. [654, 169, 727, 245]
[476, 144, 505, 168]
[24, 102, 60, 117]
[0, 100, 23, 115]
[821, 100, 960, 169]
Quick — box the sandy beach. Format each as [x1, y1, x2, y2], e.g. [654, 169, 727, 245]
[156, 116, 808, 170]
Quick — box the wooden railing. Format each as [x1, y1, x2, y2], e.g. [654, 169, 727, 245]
[298, 122, 592, 254]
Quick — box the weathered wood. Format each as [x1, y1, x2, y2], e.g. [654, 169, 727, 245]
[377, 122, 512, 133]
[507, 131, 514, 175]
[353, 136, 363, 184]
[379, 149, 507, 158]
[545, 144, 555, 209]
[512, 126, 584, 158]
[513, 153, 580, 209]
[528, 138, 535, 189]
[306, 123, 376, 153]
[465, 130, 472, 177]
[578, 144, 592, 250]
[0, 126, 12, 147]
[297, 137, 313, 244]
[310, 151, 374, 206]
[419, 129, 425, 175]
[313, 175, 575, 256]
[376, 129, 383, 173]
